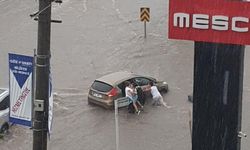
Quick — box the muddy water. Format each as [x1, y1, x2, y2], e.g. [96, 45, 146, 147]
[0, 0, 249, 150]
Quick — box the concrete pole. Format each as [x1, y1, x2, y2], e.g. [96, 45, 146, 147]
[33, 0, 51, 150]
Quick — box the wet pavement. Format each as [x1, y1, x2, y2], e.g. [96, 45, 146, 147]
[0, 0, 249, 150]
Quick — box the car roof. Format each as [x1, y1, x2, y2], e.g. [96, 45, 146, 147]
[0, 88, 9, 101]
[95, 71, 138, 86]
[0, 88, 8, 95]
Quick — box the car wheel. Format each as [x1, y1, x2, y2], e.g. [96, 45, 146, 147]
[0, 123, 9, 134]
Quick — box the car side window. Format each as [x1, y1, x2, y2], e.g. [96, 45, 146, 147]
[0, 95, 9, 111]
[134, 77, 151, 86]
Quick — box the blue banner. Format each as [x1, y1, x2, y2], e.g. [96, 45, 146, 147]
[9, 53, 33, 127]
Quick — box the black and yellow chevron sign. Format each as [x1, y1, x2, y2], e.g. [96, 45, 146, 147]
[140, 7, 150, 22]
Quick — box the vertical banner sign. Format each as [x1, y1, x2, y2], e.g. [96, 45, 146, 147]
[9, 53, 33, 127]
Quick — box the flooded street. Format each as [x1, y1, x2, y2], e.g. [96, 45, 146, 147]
[0, 0, 249, 150]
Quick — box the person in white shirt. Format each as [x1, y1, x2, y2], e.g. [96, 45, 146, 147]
[147, 81, 170, 108]
[125, 81, 141, 114]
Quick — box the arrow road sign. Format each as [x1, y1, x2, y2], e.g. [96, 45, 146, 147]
[140, 7, 150, 22]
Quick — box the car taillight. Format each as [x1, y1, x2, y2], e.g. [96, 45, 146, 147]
[108, 88, 118, 97]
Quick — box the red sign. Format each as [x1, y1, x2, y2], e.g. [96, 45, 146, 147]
[168, 0, 250, 45]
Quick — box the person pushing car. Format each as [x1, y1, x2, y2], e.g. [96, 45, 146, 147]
[145, 81, 171, 108]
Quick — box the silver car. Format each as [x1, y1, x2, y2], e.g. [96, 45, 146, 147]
[0, 88, 9, 134]
[87, 71, 168, 109]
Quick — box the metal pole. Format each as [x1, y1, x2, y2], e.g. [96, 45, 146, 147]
[114, 100, 119, 150]
[33, 0, 51, 150]
[192, 42, 244, 150]
[32, 49, 36, 128]
[144, 21, 147, 38]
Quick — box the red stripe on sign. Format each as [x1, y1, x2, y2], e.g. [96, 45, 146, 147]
[168, 0, 250, 45]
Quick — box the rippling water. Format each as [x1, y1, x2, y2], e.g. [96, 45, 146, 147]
[0, 0, 249, 150]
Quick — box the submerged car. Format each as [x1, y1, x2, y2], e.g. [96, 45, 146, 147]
[0, 88, 9, 134]
[87, 71, 168, 109]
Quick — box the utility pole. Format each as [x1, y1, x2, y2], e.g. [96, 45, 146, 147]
[33, 0, 51, 150]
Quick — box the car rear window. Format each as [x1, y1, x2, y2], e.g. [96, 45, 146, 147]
[91, 81, 113, 92]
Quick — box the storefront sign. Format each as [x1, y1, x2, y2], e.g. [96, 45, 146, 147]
[169, 0, 250, 45]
